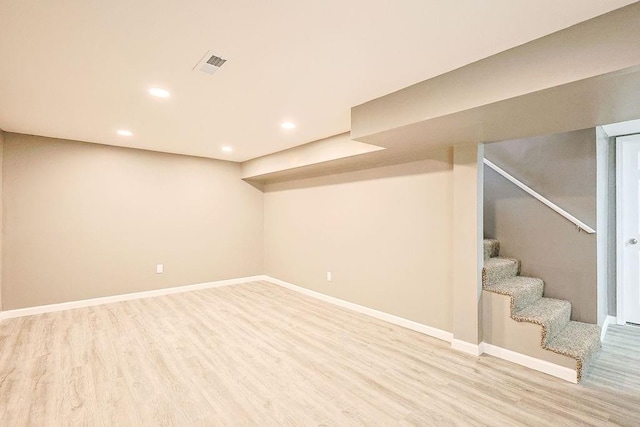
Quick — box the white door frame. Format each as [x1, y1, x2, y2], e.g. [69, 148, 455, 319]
[616, 138, 625, 325]
[616, 134, 640, 325]
[616, 138, 623, 324]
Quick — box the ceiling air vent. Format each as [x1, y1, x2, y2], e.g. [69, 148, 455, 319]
[194, 51, 227, 75]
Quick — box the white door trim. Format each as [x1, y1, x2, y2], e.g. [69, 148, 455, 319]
[615, 134, 640, 325]
[616, 138, 625, 325]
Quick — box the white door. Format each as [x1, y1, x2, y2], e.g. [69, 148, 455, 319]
[619, 134, 640, 324]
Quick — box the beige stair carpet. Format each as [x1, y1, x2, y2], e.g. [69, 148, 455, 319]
[482, 239, 601, 382]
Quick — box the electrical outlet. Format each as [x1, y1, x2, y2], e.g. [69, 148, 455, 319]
[327, 271, 332, 282]
[156, 264, 164, 274]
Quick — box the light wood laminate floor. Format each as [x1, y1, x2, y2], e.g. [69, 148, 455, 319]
[582, 323, 640, 392]
[0, 281, 638, 426]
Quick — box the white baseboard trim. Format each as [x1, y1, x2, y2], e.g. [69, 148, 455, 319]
[483, 343, 578, 384]
[264, 275, 454, 343]
[0, 275, 265, 320]
[451, 339, 484, 356]
[601, 315, 616, 342]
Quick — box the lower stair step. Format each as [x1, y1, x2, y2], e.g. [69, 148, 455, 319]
[514, 298, 571, 345]
[547, 321, 602, 382]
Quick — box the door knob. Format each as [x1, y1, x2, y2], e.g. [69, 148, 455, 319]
[630, 238, 638, 245]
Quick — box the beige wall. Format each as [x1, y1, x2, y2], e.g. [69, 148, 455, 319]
[485, 129, 597, 225]
[484, 129, 597, 323]
[0, 129, 3, 310]
[2, 133, 264, 310]
[263, 152, 454, 331]
[452, 144, 483, 344]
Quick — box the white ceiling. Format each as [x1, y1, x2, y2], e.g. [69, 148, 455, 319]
[0, 0, 635, 162]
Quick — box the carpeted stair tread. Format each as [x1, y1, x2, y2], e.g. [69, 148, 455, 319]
[484, 276, 544, 312]
[547, 321, 602, 381]
[482, 257, 520, 286]
[482, 237, 602, 382]
[546, 321, 602, 364]
[483, 239, 500, 261]
[514, 298, 571, 344]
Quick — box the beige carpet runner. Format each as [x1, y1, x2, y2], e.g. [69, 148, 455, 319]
[483, 239, 601, 382]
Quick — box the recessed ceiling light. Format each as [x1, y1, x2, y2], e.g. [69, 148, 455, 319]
[148, 87, 170, 98]
[281, 121, 296, 129]
[221, 146, 233, 152]
[117, 129, 133, 137]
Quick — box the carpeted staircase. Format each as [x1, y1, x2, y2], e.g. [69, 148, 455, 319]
[483, 238, 601, 382]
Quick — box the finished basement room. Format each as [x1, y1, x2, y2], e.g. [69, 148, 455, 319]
[0, 1, 639, 425]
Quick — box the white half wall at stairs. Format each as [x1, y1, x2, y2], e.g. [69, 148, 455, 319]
[0, 275, 577, 383]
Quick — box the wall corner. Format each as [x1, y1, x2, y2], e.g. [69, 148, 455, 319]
[452, 143, 483, 348]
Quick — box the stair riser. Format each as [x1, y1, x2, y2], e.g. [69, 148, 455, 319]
[516, 303, 571, 345]
[581, 348, 601, 372]
[483, 239, 500, 261]
[512, 284, 543, 312]
[482, 260, 519, 286]
[546, 321, 603, 382]
[545, 305, 571, 344]
[577, 337, 603, 376]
